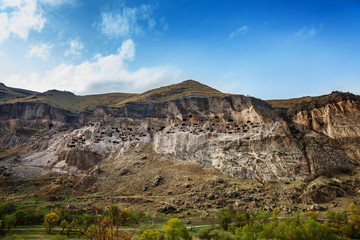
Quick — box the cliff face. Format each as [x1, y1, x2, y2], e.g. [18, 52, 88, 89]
[0, 86, 359, 182]
[0, 102, 76, 124]
[292, 99, 360, 138]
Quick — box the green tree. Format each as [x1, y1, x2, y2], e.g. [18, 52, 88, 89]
[234, 212, 248, 228]
[260, 220, 302, 240]
[44, 212, 60, 234]
[66, 219, 77, 236]
[0, 201, 10, 218]
[348, 202, 360, 237]
[77, 213, 94, 235]
[215, 208, 234, 231]
[140, 229, 164, 240]
[301, 219, 339, 240]
[13, 210, 26, 226]
[109, 205, 120, 225]
[163, 218, 191, 240]
[60, 219, 68, 233]
[4, 213, 17, 231]
[235, 219, 262, 240]
[326, 210, 347, 234]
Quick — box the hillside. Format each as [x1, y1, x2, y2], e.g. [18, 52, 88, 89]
[0, 80, 360, 218]
[0, 80, 223, 112]
[266, 96, 313, 109]
[112, 80, 224, 107]
[0, 83, 37, 102]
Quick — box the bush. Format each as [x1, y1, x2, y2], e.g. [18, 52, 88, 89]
[163, 218, 191, 240]
[197, 228, 212, 240]
[140, 229, 164, 240]
[211, 229, 235, 240]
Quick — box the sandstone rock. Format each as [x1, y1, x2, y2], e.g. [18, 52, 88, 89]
[214, 177, 224, 183]
[153, 176, 163, 187]
[300, 176, 350, 204]
[1, 88, 360, 184]
[307, 204, 328, 212]
[158, 206, 178, 214]
[118, 168, 129, 176]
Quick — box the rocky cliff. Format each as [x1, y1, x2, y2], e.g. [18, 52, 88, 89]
[0, 82, 359, 182]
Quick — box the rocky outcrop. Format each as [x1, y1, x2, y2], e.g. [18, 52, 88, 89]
[0, 102, 76, 124]
[292, 99, 360, 139]
[300, 176, 355, 204]
[0, 88, 359, 182]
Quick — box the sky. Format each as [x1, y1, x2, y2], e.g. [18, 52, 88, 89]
[0, 0, 359, 99]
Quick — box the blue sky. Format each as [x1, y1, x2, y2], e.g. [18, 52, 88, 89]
[0, 0, 359, 99]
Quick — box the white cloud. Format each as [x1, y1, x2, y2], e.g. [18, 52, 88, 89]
[99, 4, 158, 38]
[0, 0, 77, 43]
[228, 26, 248, 39]
[64, 39, 84, 58]
[26, 43, 52, 59]
[0, 0, 45, 43]
[295, 23, 323, 38]
[4, 39, 182, 94]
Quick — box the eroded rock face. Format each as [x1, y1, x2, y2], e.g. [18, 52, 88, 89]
[1, 93, 360, 182]
[300, 176, 354, 204]
[0, 102, 76, 123]
[293, 100, 360, 138]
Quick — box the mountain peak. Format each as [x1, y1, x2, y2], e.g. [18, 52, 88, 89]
[43, 89, 76, 96]
[121, 79, 223, 104]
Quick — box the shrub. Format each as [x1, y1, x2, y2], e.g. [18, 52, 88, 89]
[197, 228, 212, 240]
[211, 229, 235, 240]
[163, 218, 191, 240]
[140, 229, 164, 240]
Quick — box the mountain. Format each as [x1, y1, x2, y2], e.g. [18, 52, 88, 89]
[0, 82, 37, 102]
[0, 80, 222, 112]
[1, 80, 360, 215]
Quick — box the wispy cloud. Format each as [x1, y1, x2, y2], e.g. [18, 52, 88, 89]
[159, 17, 168, 31]
[99, 4, 166, 38]
[5, 39, 181, 94]
[64, 39, 84, 58]
[295, 23, 323, 38]
[228, 26, 248, 39]
[0, 0, 46, 43]
[39, 0, 77, 6]
[27, 43, 53, 59]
